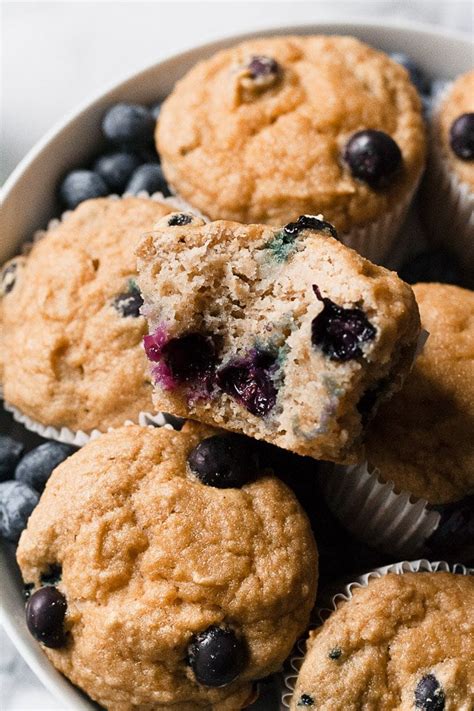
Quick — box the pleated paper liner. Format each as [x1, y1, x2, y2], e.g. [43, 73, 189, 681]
[280, 558, 472, 710]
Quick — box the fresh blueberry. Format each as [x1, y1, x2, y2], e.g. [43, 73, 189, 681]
[415, 674, 445, 710]
[161, 333, 217, 386]
[450, 113, 474, 160]
[0, 435, 24, 482]
[188, 434, 259, 489]
[59, 170, 109, 210]
[0, 481, 39, 542]
[247, 55, 280, 79]
[26, 586, 67, 649]
[40, 564, 62, 586]
[389, 52, 431, 95]
[150, 102, 162, 121]
[283, 215, 338, 240]
[343, 130, 402, 188]
[217, 350, 278, 417]
[188, 625, 246, 687]
[168, 213, 193, 226]
[328, 647, 342, 660]
[15, 442, 76, 494]
[93, 151, 141, 192]
[113, 282, 143, 318]
[297, 695, 315, 707]
[125, 163, 171, 196]
[398, 248, 462, 286]
[311, 285, 376, 362]
[102, 102, 155, 148]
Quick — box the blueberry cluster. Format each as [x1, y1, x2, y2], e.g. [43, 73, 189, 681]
[0, 437, 76, 542]
[59, 101, 170, 210]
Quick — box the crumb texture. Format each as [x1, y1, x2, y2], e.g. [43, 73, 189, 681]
[17, 423, 318, 710]
[1, 197, 173, 432]
[291, 572, 474, 711]
[158, 35, 425, 231]
[367, 283, 474, 503]
[137, 215, 421, 463]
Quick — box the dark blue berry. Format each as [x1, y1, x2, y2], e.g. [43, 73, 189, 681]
[188, 625, 246, 687]
[0, 480, 39, 542]
[0, 435, 24, 482]
[15, 442, 76, 494]
[297, 694, 314, 707]
[343, 130, 402, 188]
[26, 586, 67, 649]
[1, 261, 21, 296]
[389, 52, 431, 95]
[150, 102, 162, 120]
[188, 434, 259, 489]
[217, 350, 278, 417]
[328, 647, 342, 660]
[40, 564, 62, 586]
[113, 283, 143, 318]
[125, 163, 171, 196]
[59, 170, 109, 210]
[162, 333, 217, 385]
[415, 674, 445, 710]
[168, 213, 193, 226]
[450, 113, 474, 160]
[247, 55, 280, 79]
[93, 151, 141, 192]
[283, 215, 338, 240]
[102, 103, 155, 148]
[398, 249, 462, 286]
[311, 285, 376, 362]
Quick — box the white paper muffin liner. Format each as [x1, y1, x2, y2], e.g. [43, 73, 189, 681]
[3, 192, 196, 446]
[280, 558, 472, 710]
[422, 85, 474, 271]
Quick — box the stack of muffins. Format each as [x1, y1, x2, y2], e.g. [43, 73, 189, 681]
[1, 34, 473, 710]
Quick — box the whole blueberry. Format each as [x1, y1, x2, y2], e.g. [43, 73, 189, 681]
[217, 349, 278, 417]
[125, 163, 171, 196]
[450, 113, 474, 160]
[150, 102, 162, 120]
[93, 151, 141, 192]
[389, 52, 431, 95]
[398, 248, 462, 286]
[15, 442, 76, 493]
[59, 170, 109, 210]
[247, 55, 280, 79]
[26, 586, 67, 649]
[311, 285, 376, 362]
[0, 435, 24, 482]
[297, 695, 315, 707]
[102, 102, 155, 148]
[343, 130, 402, 188]
[0, 481, 39, 542]
[187, 434, 259, 489]
[113, 283, 143, 318]
[415, 674, 445, 710]
[168, 213, 194, 226]
[283, 215, 338, 239]
[188, 625, 246, 687]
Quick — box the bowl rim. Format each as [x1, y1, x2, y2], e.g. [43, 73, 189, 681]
[1, 17, 472, 711]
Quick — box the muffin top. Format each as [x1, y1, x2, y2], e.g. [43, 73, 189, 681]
[158, 35, 426, 232]
[17, 422, 318, 710]
[366, 283, 474, 504]
[1, 196, 173, 432]
[435, 70, 474, 191]
[291, 571, 474, 711]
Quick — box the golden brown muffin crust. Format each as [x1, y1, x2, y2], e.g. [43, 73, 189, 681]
[436, 70, 474, 191]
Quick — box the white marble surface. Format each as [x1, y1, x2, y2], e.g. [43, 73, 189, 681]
[1, 1, 472, 709]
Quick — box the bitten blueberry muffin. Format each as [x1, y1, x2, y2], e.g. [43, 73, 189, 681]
[16, 423, 318, 710]
[136, 212, 420, 464]
[157, 35, 426, 259]
[291, 572, 474, 711]
[366, 283, 474, 504]
[1, 197, 174, 433]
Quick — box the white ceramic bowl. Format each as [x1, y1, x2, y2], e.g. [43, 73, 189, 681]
[1, 20, 471, 711]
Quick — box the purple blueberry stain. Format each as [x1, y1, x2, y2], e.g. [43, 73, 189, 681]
[311, 285, 376, 362]
[217, 349, 278, 417]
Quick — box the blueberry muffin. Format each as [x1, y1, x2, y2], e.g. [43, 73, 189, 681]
[17, 422, 318, 710]
[366, 283, 474, 503]
[157, 35, 426, 260]
[136, 212, 421, 464]
[1, 196, 174, 433]
[424, 70, 474, 270]
[291, 571, 474, 710]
